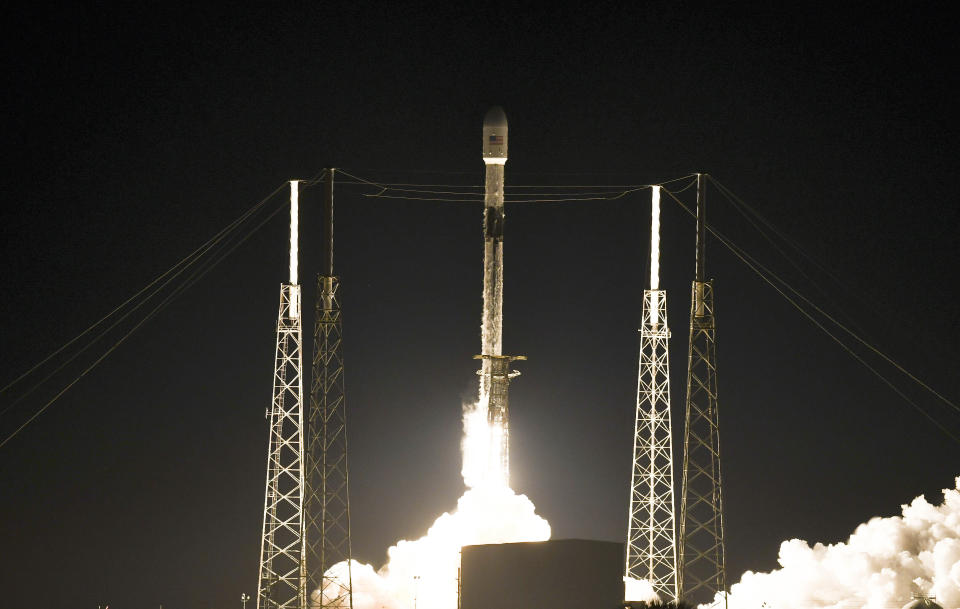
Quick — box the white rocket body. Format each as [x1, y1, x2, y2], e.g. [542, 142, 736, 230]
[479, 106, 510, 485]
[482, 106, 508, 163]
[481, 107, 508, 393]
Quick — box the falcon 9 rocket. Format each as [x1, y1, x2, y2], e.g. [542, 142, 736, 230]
[476, 106, 524, 487]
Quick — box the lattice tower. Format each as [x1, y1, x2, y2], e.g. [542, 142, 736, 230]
[679, 175, 727, 606]
[258, 281, 307, 609]
[626, 288, 678, 602]
[306, 275, 353, 609]
[304, 170, 353, 609]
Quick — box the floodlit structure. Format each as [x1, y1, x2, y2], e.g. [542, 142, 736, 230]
[257, 172, 354, 609]
[305, 169, 354, 609]
[258, 181, 307, 609]
[625, 186, 678, 603]
[476, 106, 524, 487]
[679, 174, 727, 606]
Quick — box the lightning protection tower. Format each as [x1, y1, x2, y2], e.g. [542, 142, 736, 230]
[305, 169, 354, 609]
[679, 174, 727, 606]
[625, 185, 679, 604]
[258, 181, 307, 609]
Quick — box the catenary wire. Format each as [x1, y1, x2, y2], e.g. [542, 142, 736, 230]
[336, 168, 697, 193]
[0, 186, 291, 447]
[708, 176, 874, 339]
[695, 181, 960, 418]
[355, 190, 645, 203]
[334, 169, 698, 187]
[662, 186, 960, 444]
[336, 169, 700, 205]
[0, 181, 289, 399]
[709, 175, 902, 343]
[0, 197, 278, 419]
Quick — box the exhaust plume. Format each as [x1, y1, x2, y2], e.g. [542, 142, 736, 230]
[706, 476, 960, 609]
[316, 401, 550, 609]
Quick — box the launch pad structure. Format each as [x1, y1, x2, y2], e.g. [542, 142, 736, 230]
[257, 171, 355, 609]
[679, 175, 727, 606]
[625, 185, 679, 604]
[305, 169, 354, 609]
[252, 112, 731, 609]
[257, 181, 307, 609]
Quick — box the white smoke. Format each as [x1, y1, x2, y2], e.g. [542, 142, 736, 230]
[706, 477, 960, 609]
[317, 400, 550, 609]
[624, 575, 659, 603]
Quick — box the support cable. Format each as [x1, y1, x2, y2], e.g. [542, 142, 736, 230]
[695, 184, 960, 418]
[707, 177, 873, 338]
[335, 169, 699, 205]
[354, 191, 645, 203]
[662, 188, 960, 444]
[708, 177, 866, 304]
[0, 185, 291, 449]
[0, 182, 288, 399]
[334, 170, 698, 189]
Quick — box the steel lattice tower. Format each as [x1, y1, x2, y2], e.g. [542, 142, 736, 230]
[258, 181, 307, 609]
[305, 169, 353, 609]
[679, 174, 727, 606]
[625, 186, 678, 603]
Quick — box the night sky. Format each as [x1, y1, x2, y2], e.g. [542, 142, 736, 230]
[1, 4, 957, 608]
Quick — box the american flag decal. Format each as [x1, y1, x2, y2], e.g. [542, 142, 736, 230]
[489, 134, 503, 144]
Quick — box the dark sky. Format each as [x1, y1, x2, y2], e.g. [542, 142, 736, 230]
[1, 4, 957, 608]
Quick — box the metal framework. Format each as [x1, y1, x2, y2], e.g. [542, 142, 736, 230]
[306, 274, 353, 609]
[258, 281, 307, 609]
[626, 290, 678, 602]
[304, 169, 353, 609]
[679, 175, 727, 606]
[626, 289, 678, 603]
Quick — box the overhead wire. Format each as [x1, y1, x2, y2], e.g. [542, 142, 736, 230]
[661, 186, 960, 444]
[0, 181, 289, 399]
[337, 169, 697, 190]
[336, 166, 698, 183]
[704, 179, 960, 420]
[11, 165, 951, 448]
[0, 182, 292, 448]
[707, 176, 874, 339]
[709, 176, 864, 300]
[353, 190, 645, 203]
[336, 168, 698, 205]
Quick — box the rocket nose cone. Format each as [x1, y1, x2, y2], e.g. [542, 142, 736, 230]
[483, 106, 508, 129]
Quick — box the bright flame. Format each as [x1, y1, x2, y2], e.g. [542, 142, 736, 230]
[461, 398, 511, 492]
[460, 397, 492, 490]
[317, 401, 551, 609]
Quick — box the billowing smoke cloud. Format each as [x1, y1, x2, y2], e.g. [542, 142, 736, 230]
[317, 401, 551, 609]
[624, 575, 659, 603]
[705, 477, 960, 609]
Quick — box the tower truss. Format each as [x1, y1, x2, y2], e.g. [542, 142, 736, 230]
[258, 281, 307, 609]
[305, 169, 353, 609]
[306, 275, 353, 609]
[679, 175, 727, 606]
[625, 288, 678, 603]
